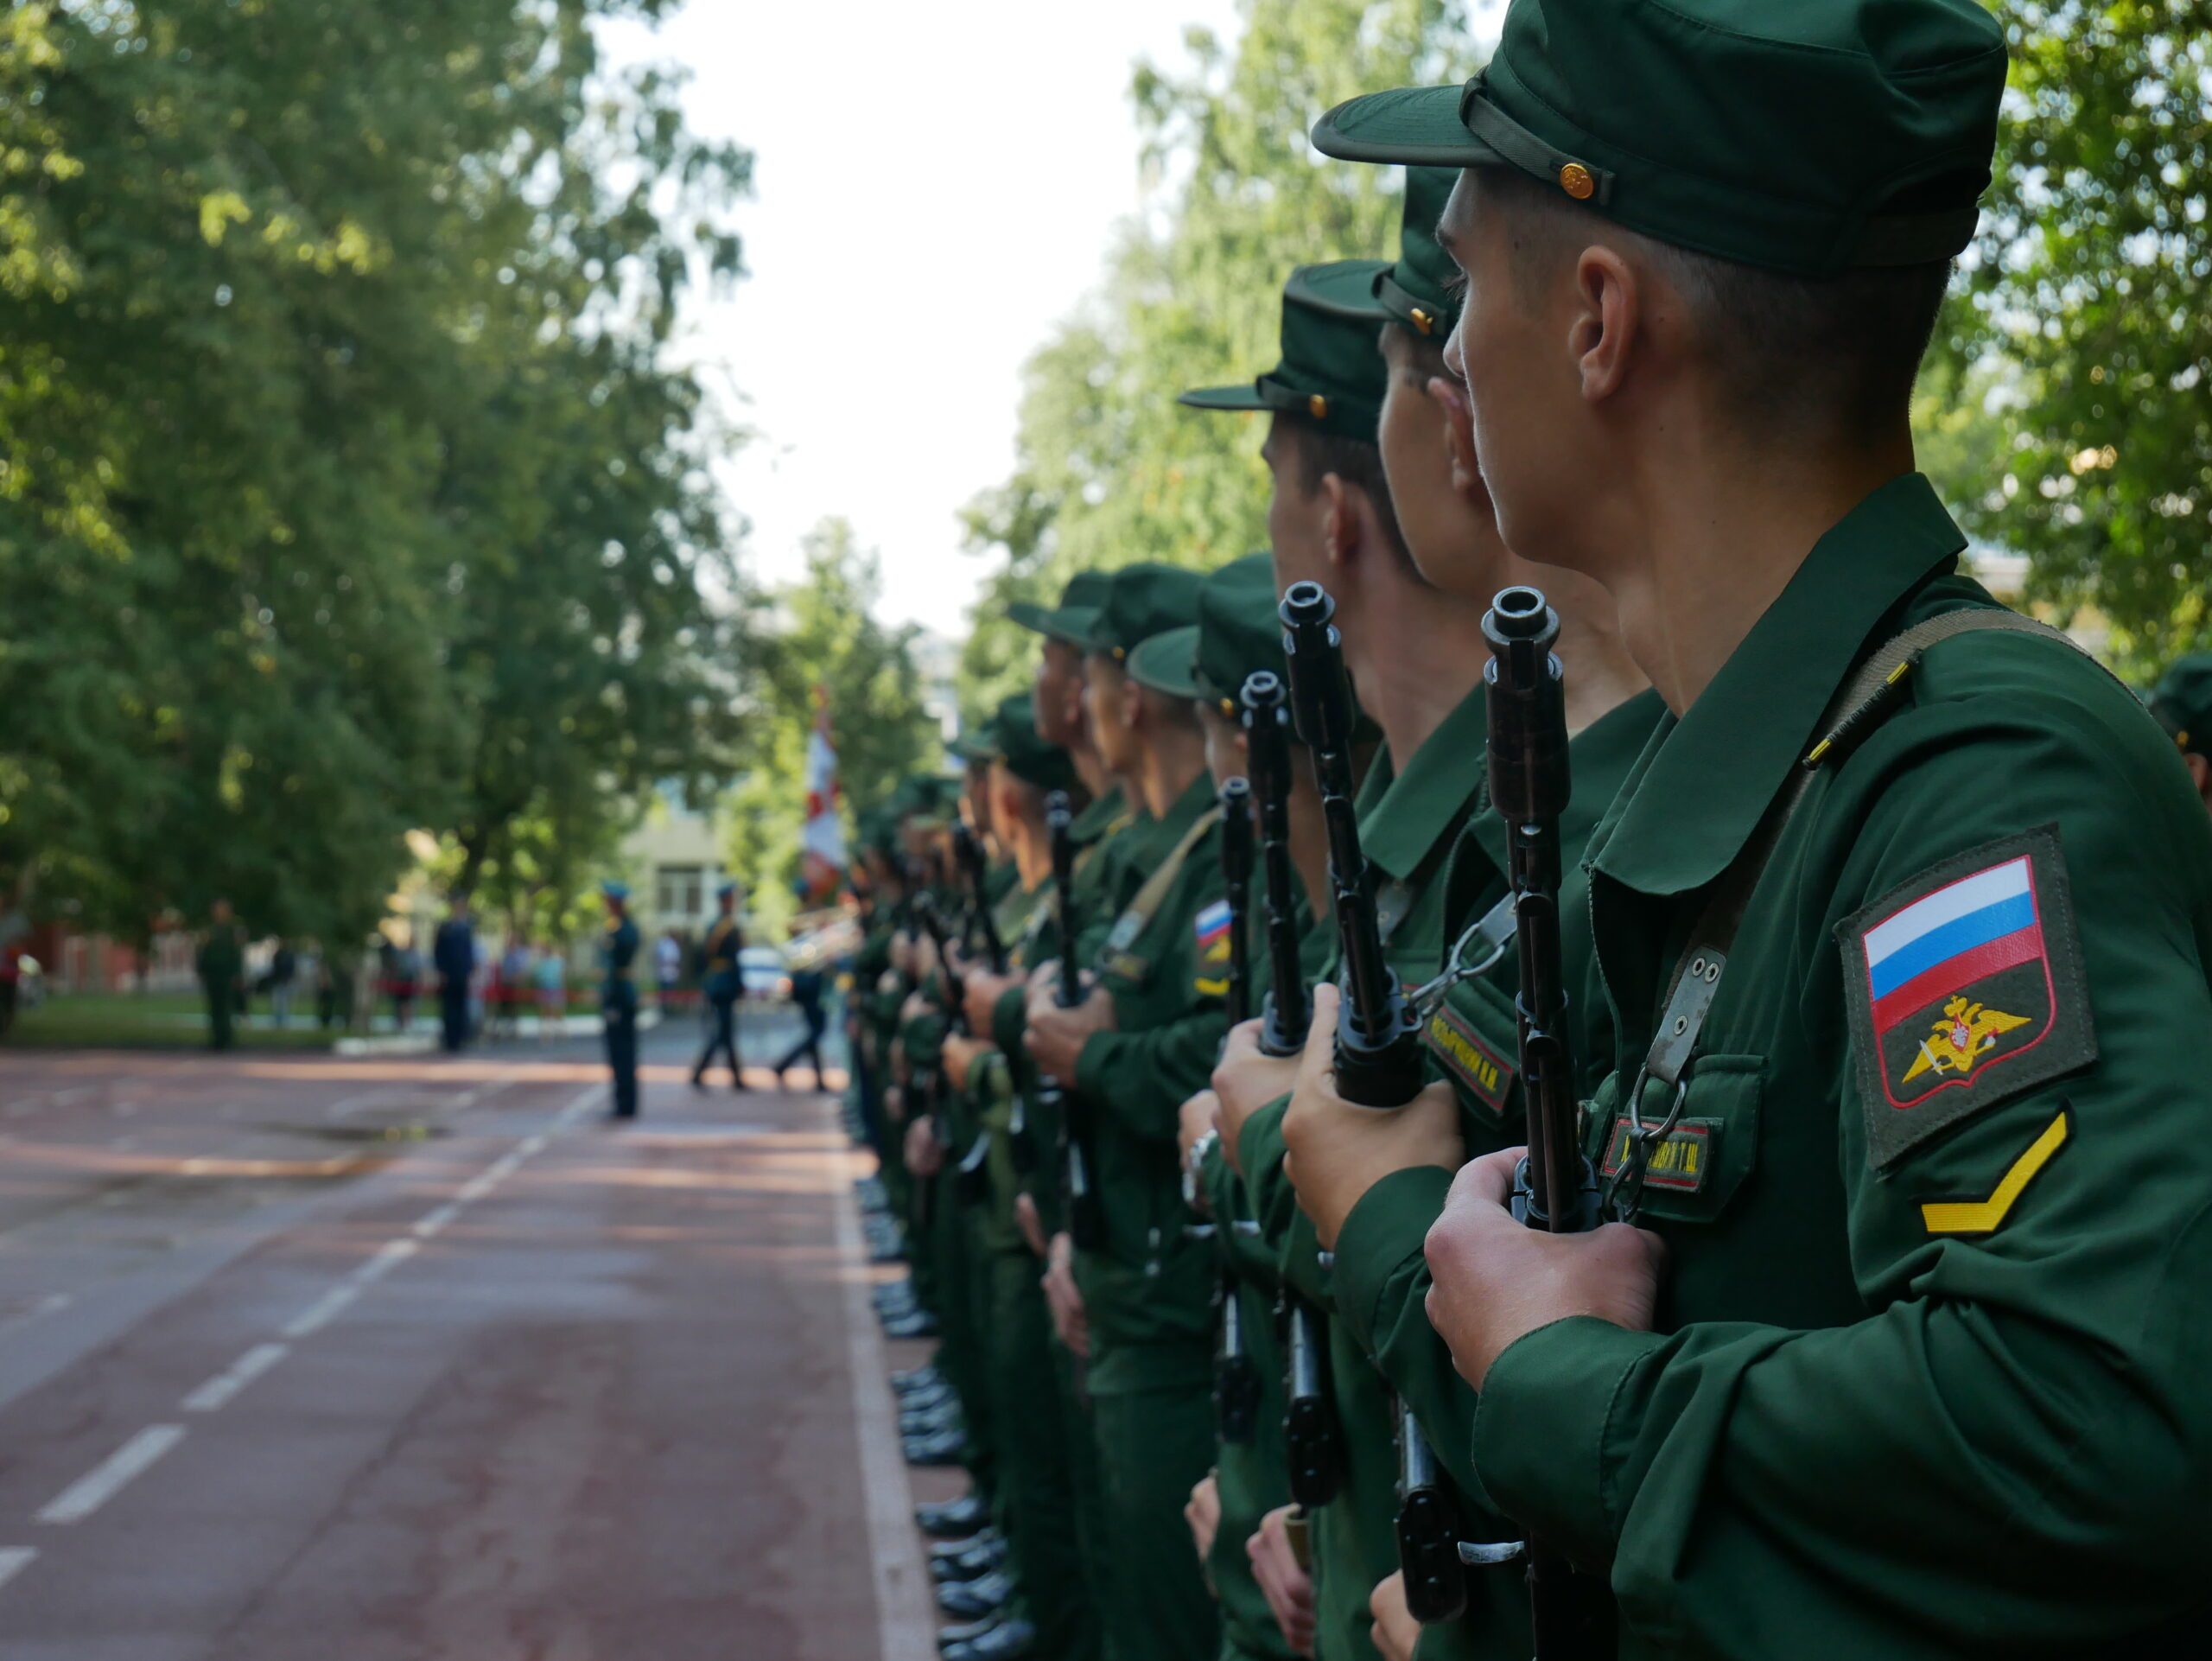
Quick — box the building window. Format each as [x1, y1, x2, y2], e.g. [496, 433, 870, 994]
[656, 865, 704, 921]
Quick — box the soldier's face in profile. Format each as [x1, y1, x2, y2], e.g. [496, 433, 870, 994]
[1440, 169, 1591, 577]
[1260, 416, 1330, 597]
[1376, 322, 1501, 598]
[1085, 654, 1136, 773]
[1033, 640, 1084, 747]
[1197, 699, 1244, 787]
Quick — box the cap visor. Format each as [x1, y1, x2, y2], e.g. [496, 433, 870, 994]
[1005, 599, 1056, 634]
[1311, 85, 1499, 167]
[1178, 384, 1273, 413]
[1285, 258, 1393, 321]
[1044, 604, 1103, 651]
[1124, 626, 1204, 701]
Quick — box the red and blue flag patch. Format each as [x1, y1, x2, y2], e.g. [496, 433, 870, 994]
[1840, 826, 2094, 1169]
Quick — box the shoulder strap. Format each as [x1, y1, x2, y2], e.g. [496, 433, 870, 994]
[1100, 806, 1224, 957]
[1640, 608, 2107, 1096]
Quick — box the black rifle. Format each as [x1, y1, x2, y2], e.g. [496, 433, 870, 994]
[1240, 671, 1311, 1059]
[1209, 775, 1262, 1446]
[1239, 670, 1338, 1508]
[953, 823, 1035, 1179]
[1045, 793, 1104, 1251]
[1279, 583, 1473, 1623]
[1482, 585, 1614, 1659]
[1279, 582, 1425, 1104]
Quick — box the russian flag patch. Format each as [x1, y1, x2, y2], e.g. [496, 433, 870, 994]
[1840, 826, 2095, 1169]
[1194, 899, 1233, 958]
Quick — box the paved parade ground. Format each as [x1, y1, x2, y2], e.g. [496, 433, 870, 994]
[0, 1018, 938, 1661]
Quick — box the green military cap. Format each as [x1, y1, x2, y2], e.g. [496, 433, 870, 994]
[1126, 553, 1287, 715]
[1007, 570, 1113, 649]
[950, 723, 999, 765]
[990, 693, 1081, 796]
[1179, 260, 1390, 442]
[2150, 653, 2212, 756]
[1310, 168, 1462, 340]
[893, 773, 961, 827]
[1310, 0, 2005, 279]
[1072, 561, 1206, 661]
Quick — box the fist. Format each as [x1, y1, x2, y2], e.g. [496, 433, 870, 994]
[1210, 1018, 1302, 1175]
[903, 1116, 944, 1179]
[1423, 1147, 1666, 1390]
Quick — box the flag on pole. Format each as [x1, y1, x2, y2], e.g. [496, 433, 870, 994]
[798, 687, 847, 901]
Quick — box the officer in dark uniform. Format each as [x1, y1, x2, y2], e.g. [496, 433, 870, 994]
[601, 879, 642, 1120]
[2150, 652, 2212, 816]
[692, 879, 747, 1090]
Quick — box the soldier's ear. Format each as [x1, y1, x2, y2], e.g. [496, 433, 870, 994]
[2185, 751, 2211, 805]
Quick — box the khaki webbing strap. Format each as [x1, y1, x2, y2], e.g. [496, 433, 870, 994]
[1099, 806, 1224, 961]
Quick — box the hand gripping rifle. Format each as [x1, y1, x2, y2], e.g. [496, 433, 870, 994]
[1044, 792, 1104, 1251]
[1207, 775, 1262, 1446]
[1480, 585, 1615, 1659]
[1277, 583, 1472, 1623]
[950, 831, 1017, 1212]
[1240, 669, 1338, 1510]
[910, 894, 968, 1216]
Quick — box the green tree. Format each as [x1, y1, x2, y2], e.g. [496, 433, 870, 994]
[1946, 1, 2212, 667]
[958, 0, 1471, 710]
[0, 1, 750, 952]
[727, 519, 938, 939]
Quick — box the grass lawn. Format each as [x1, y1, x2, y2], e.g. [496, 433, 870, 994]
[4, 990, 341, 1052]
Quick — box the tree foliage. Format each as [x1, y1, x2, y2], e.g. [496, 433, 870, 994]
[0, 0, 750, 947]
[958, 0, 1471, 710]
[726, 519, 938, 939]
[1945, 1, 2212, 667]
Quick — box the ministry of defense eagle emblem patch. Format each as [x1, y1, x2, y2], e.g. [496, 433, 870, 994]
[1840, 826, 2095, 1170]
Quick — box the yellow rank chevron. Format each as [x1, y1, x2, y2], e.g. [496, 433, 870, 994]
[1920, 1111, 2069, 1236]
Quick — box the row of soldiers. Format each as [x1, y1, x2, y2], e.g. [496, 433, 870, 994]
[845, 3, 2212, 1658]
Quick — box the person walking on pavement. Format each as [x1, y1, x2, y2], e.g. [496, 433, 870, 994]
[691, 881, 747, 1090]
[600, 881, 642, 1119]
[433, 895, 477, 1053]
[533, 940, 567, 1039]
[196, 899, 245, 1052]
[266, 939, 298, 1028]
[774, 964, 830, 1091]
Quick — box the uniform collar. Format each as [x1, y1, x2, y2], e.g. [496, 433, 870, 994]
[1361, 680, 1489, 881]
[1592, 473, 1966, 898]
[1069, 786, 1126, 842]
[1155, 768, 1217, 840]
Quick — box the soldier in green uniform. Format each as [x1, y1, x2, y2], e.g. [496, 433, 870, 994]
[2150, 652, 2212, 815]
[196, 898, 245, 1052]
[690, 880, 747, 1090]
[936, 695, 1096, 1661]
[598, 881, 641, 1120]
[1209, 168, 1656, 1661]
[1022, 562, 1229, 1661]
[1319, 3, 2212, 1656]
[1128, 552, 1337, 1661]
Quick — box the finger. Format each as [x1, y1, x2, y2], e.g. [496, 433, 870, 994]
[1445, 1144, 1522, 1212]
[1299, 982, 1339, 1080]
[1221, 1016, 1264, 1065]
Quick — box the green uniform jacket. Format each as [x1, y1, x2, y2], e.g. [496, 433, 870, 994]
[1472, 474, 2212, 1658]
[1072, 770, 1230, 1392]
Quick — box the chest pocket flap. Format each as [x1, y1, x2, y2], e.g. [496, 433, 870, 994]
[1586, 1053, 1764, 1223]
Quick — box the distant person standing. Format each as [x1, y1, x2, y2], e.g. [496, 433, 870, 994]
[773, 964, 829, 1091]
[433, 897, 476, 1053]
[690, 881, 747, 1091]
[533, 941, 567, 1039]
[196, 900, 245, 1052]
[266, 939, 297, 1028]
[653, 929, 683, 1015]
[389, 931, 423, 1033]
[600, 881, 641, 1119]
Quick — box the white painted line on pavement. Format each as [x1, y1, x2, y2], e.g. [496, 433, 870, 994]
[0, 1547, 35, 1591]
[181, 1342, 289, 1413]
[826, 1104, 937, 1661]
[412, 1200, 461, 1238]
[350, 1238, 418, 1286]
[519, 1133, 548, 1155]
[281, 1283, 359, 1340]
[36, 1425, 186, 1524]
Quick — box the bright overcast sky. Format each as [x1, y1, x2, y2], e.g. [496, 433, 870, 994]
[597, 0, 1252, 640]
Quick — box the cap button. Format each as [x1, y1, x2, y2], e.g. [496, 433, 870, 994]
[1307, 393, 1328, 419]
[1558, 162, 1596, 200]
[1409, 306, 1433, 335]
